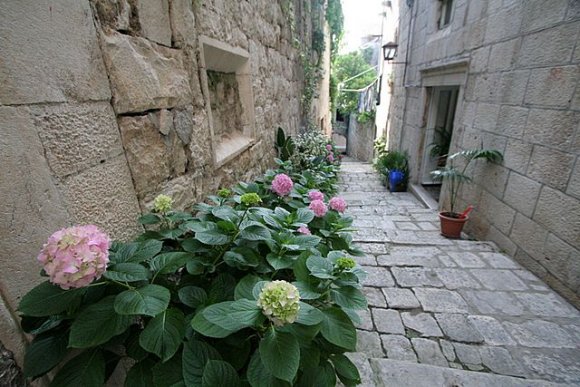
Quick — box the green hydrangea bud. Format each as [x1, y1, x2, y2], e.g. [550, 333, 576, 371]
[153, 194, 173, 213]
[335, 257, 356, 271]
[257, 280, 300, 327]
[218, 188, 232, 198]
[240, 193, 262, 207]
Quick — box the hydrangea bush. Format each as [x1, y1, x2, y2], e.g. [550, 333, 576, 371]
[18, 129, 366, 386]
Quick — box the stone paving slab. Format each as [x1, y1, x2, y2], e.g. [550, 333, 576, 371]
[338, 161, 580, 385]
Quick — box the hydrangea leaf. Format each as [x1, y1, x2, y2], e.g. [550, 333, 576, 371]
[201, 360, 240, 387]
[259, 329, 300, 383]
[19, 281, 85, 317]
[139, 308, 186, 362]
[114, 284, 170, 316]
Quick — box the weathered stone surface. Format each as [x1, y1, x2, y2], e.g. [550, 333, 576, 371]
[372, 309, 405, 335]
[488, 38, 520, 72]
[32, 102, 124, 177]
[469, 269, 528, 291]
[91, 0, 131, 31]
[168, 0, 196, 47]
[377, 246, 441, 267]
[521, 0, 568, 32]
[503, 172, 541, 218]
[495, 105, 528, 138]
[480, 346, 526, 377]
[504, 320, 575, 348]
[356, 331, 384, 358]
[516, 348, 580, 385]
[411, 338, 448, 367]
[525, 109, 578, 151]
[467, 315, 516, 346]
[356, 309, 374, 331]
[525, 66, 579, 108]
[439, 339, 456, 362]
[414, 289, 469, 314]
[100, 31, 192, 114]
[344, 352, 376, 387]
[533, 186, 580, 247]
[435, 314, 484, 343]
[380, 335, 417, 362]
[503, 138, 533, 175]
[514, 292, 579, 318]
[135, 0, 171, 46]
[364, 287, 387, 308]
[453, 343, 482, 365]
[461, 290, 526, 316]
[362, 266, 396, 287]
[518, 22, 579, 67]
[447, 252, 486, 268]
[0, 0, 111, 105]
[382, 288, 421, 309]
[510, 214, 549, 260]
[392, 268, 443, 288]
[401, 312, 443, 338]
[63, 155, 143, 241]
[434, 269, 482, 289]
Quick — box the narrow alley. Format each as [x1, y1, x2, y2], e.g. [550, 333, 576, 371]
[339, 160, 580, 386]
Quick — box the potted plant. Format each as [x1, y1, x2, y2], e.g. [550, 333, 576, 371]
[430, 148, 503, 238]
[373, 141, 410, 192]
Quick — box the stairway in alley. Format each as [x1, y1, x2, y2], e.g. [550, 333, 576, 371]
[338, 160, 580, 387]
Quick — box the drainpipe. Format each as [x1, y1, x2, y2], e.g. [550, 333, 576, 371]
[397, 0, 416, 150]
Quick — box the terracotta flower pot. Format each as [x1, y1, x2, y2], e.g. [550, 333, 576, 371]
[439, 212, 468, 239]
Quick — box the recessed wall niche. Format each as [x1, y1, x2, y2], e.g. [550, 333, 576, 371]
[199, 36, 256, 166]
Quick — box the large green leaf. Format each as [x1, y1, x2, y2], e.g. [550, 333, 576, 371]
[330, 286, 368, 310]
[330, 354, 361, 386]
[152, 352, 185, 387]
[148, 252, 192, 274]
[178, 286, 207, 308]
[306, 256, 334, 279]
[190, 310, 234, 338]
[224, 250, 260, 269]
[292, 281, 322, 300]
[114, 284, 170, 316]
[295, 302, 324, 326]
[208, 273, 236, 303]
[196, 229, 230, 245]
[247, 351, 291, 387]
[126, 240, 164, 263]
[50, 349, 105, 387]
[234, 274, 261, 300]
[139, 308, 185, 362]
[104, 263, 150, 282]
[293, 207, 315, 224]
[18, 281, 85, 317]
[259, 329, 300, 383]
[24, 330, 68, 378]
[320, 308, 356, 351]
[240, 225, 271, 241]
[297, 360, 336, 387]
[125, 359, 155, 387]
[212, 206, 240, 222]
[182, 339, 222, 386]
[139, 213, 161, 225]
[69, 296, 133, 348]
[202, 360, 240, 387]
[203, 300, 262, 331]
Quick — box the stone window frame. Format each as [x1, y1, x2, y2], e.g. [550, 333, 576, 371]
[198, 36, 256, 167]
[437, 0, 454, 30]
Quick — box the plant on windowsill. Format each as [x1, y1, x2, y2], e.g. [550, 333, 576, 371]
[430, 148, 503, 238]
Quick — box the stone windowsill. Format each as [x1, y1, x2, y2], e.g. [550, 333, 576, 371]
[215, 133, 254, 167]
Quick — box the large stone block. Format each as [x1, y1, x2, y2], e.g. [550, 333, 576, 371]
[518, 23, 579, 67]
[525, 109, 578, 151]
[524, 66, 579, 108]
[543, 233, 580, 291]
[0, 106, 71, 310]
[0, 0, 111, 105]
[135, 0, 172, 46]
[63, 155, 143, 241]
[31, 102, 124, 178]
[91, 0, 132, 32]
[473, 103, 500, 131]
[495, 105, 528, 138]
[479, 190, 516, 235]
[510, 213, 549, 260]
[527, 145, 575, 191]
[504, 139, 533, 175]
[534, 186, 580, 247]
[473, 74, 502, 103]
[484, 2, 522, 44]
[503, 172, 541, 217]
[498, 70, 529, 105]
[169, 0, 196, 48]
[521, 0, 568, 33]
[469, 46, 490, 74]
[488, 38, 521, 72]
[100, 31, 192, 114]
[118, 112, 188, 197]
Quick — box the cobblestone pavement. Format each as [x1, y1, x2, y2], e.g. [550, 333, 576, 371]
[339, 161, 580, 387]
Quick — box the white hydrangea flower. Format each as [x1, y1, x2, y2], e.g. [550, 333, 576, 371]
[257, 280, 300, 327]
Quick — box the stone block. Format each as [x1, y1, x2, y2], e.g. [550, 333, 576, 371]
[474, 103, 500, 131]
[372, 309, 405, 335]
[169, 0, 196, 48]
[100, 31, 191, 114]
[382, 288, 421, 309]
[504, 320, 575, 348]
[435, 313, 484, 343]
[503, 139, 532, 175]
[479, 347, 526, 377]
[469, 269, 528, 291]
[498, 70, 529, 105]
[525, 66, 579, 108]
[510, 213, 549, 260]
[469, 46, 490, 74]
[0, 0, 111, 105]
[380, 335, 417, 362]
[473, 75, 502, 104]
[63, 155, 143, 241]
[447, 252, 486, 268]
[434, 269, 482, 289]
[478, 252, 519, 269]
[521, 0, 568, 32]
[31, 102, 124, 178]
[527, 109, 578, 151]
[485, 226, 518, 256]
[361, 266, 396, 287]
[461, 290, 526, 316]
[479, 190, 516, 235]
[488, 38, 521, 72]
[135, 0, 171, 46]
[518, 23, 579, 67]
[401, 312, 443, 337]
[467, 315, 516, 345]
[472, 163, 510, 200]
[411, 338, 448, 367]
[355, 309, 374, 331]
[414, 288, 469, 314]
[534, 186, 580, 246]
[495, 105, 528, 138]
[453, 343, 482, 365]
[527, 146, 575, 191]
[356, 331, 384, 357]
[392, 268, 444, 288]
[515, 292, 579, 318]
[91, 0, 132, 31]
[363, 287, 387, 308]
[484, 2, 522, 43]
[503, 172, 542, 217]
[543, 233, 580, 290]
[0, 106, 71, 323]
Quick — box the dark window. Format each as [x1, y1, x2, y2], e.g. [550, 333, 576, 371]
[439, 0, 453, 29]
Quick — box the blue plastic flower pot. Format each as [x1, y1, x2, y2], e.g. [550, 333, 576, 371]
[388, 170, 405, 192]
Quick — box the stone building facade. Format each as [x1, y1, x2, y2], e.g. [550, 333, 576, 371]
[381, 0, 580, 305]
[0, 0, 330, 372]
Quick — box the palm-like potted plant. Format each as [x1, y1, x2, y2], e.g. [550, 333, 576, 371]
[430, 148, 503, 238]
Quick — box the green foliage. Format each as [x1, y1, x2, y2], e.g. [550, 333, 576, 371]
[333, 51, 377, 115]
[326, 0, 344, 59]
[373, 138, 410, 191]
[19, 129, 364, 386]
[428, 126, 453, 160]
[431, 148, 504, 215]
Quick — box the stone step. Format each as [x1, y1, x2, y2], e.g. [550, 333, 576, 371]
[362, 359, 569, 387]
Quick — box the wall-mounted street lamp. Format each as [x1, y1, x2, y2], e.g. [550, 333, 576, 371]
[382, 42, 398, 61]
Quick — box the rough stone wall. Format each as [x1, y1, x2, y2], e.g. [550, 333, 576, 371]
[0, 0, 329, 373]
[347, 115, 376, 162]
[387, 0, 580, 305]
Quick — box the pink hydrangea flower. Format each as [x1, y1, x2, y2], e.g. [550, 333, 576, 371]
[326, 144, 333, 151]
[327, 153, 335, 162]
[271, 173, 294, 196]
[309, 200, 328, 217]
[297, 226, 311, 235]
[308, 190, 324, 201]
[329, 197, 347, 213]
[37, 225, 110, 290]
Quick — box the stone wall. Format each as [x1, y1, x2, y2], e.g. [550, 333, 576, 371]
[0, 0, 329, 373]
[385, 0, 580, 305]
[347, 114, 376, 162]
